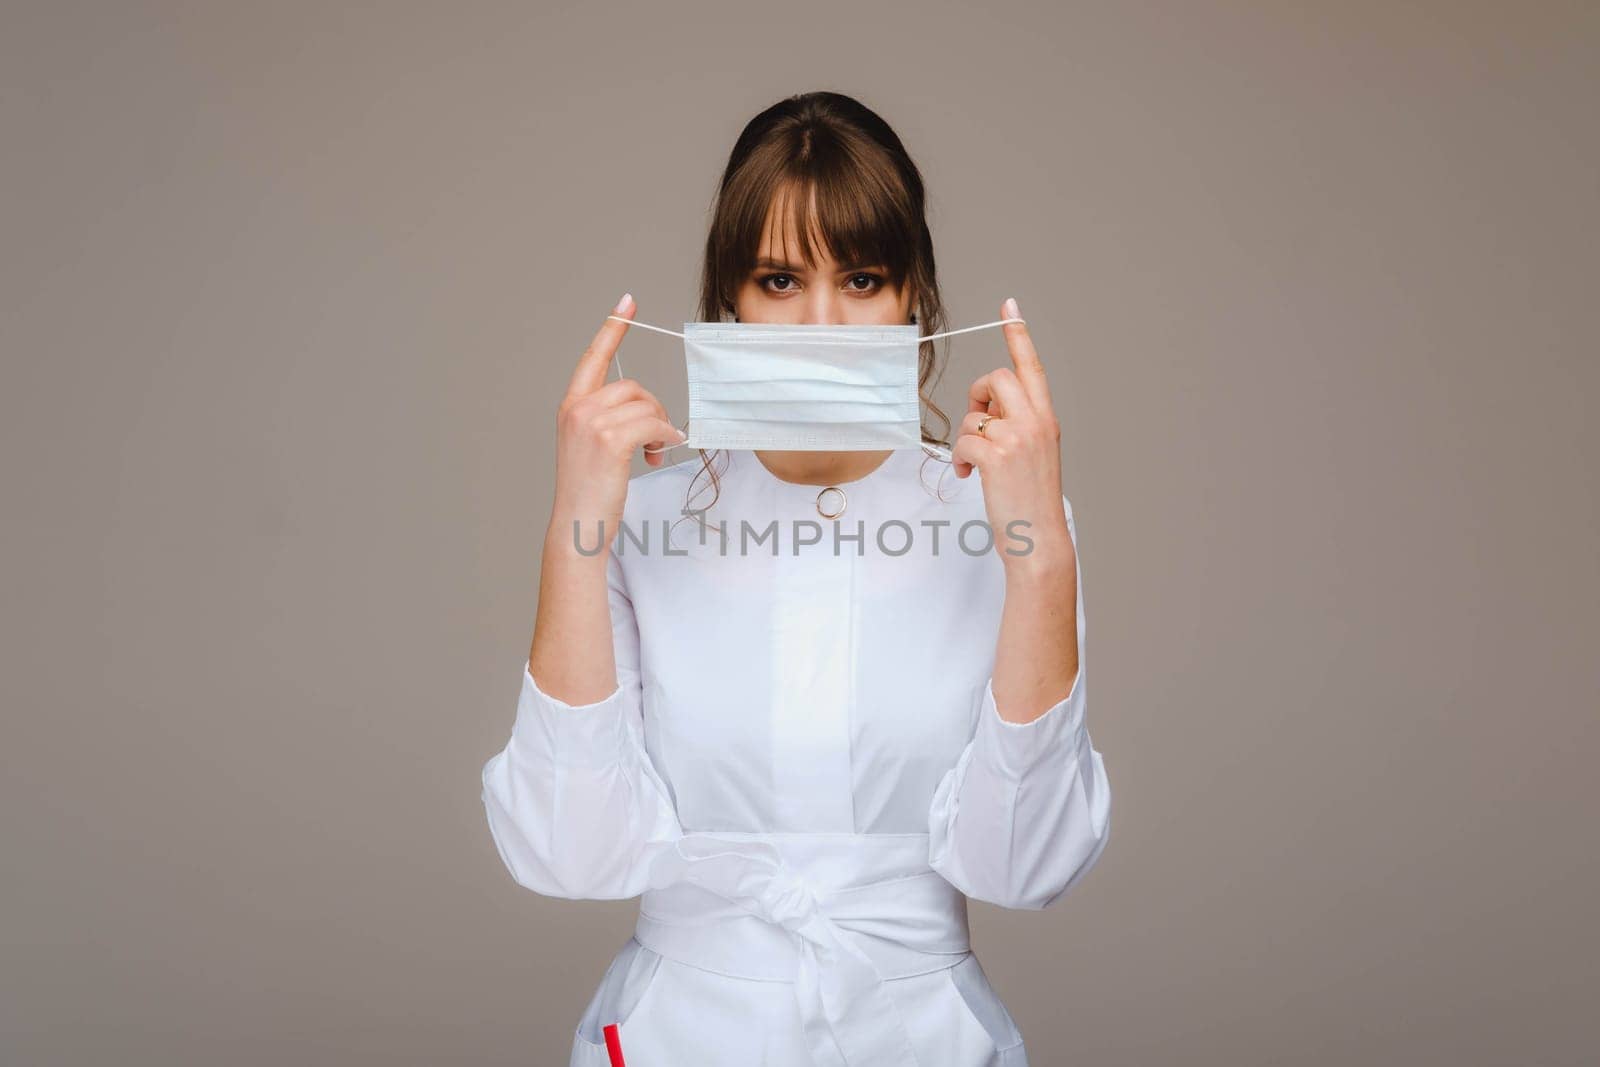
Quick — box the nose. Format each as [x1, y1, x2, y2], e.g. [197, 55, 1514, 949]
[801, 292, 850, 326]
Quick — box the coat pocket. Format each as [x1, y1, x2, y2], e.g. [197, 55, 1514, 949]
[946, 953, 1026, 1058]
[570, 937, 666, 1061]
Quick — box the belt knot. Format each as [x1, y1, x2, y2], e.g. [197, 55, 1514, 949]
[636, 833, 969, 1066]
[754, 870, 819, 932]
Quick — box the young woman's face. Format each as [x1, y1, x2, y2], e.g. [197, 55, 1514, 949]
[732, 197, 913, 327]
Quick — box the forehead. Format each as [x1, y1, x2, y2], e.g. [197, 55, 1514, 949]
[756, 183, 842, 268]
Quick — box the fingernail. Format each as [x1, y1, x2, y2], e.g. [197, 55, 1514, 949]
[614, 292, 634, 314]
[1003, 297, 1020, 319]
[675, 427, 688, 440]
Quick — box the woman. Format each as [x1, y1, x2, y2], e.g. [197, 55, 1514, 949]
[481, 91, 1112, 1067]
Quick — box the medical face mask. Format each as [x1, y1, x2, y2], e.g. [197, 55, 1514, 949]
[604, 313, 1023, 452]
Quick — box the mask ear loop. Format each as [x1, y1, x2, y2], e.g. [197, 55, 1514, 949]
[599, 314, 1026, 454]
[603, 316, 692, 452]
[913, 316, 1025, 459]
[916, 316, 1024, 343]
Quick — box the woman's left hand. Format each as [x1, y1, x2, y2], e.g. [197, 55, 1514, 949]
[951, 297, 1075, 571]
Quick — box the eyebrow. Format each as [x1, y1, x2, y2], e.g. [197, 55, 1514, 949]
[753, 257, 886, 273]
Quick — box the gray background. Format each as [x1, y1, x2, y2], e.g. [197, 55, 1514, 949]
[3, 2, 1596, 1064]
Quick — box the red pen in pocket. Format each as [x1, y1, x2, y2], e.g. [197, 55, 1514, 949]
[602, 1022, 627, 1067]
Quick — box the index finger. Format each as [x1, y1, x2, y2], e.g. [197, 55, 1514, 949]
[998, 296, 1055, 415]
[567, 293, 636, 398]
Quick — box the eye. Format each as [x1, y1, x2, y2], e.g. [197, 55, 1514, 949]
[758, 272, 799, 293]
[845, 272, 885, 293]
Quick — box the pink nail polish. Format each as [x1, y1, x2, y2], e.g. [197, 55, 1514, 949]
[1003, 297, 1020, 319]
[614, 292, 634, 314]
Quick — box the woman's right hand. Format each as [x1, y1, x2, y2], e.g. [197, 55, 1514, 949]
[548, 293, 686, 552]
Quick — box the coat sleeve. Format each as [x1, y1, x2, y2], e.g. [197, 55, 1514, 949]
[480, 546, 682, 900]
[927, 492, 1112, 910]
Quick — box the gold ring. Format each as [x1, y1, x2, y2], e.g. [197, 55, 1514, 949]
[977, 414, 996, 437]
[816, 485, 847, 519]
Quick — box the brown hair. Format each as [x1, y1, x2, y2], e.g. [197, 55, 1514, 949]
[678, 90, 956, 518]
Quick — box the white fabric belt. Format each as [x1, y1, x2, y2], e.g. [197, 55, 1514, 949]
[634, 831, 971, 1067]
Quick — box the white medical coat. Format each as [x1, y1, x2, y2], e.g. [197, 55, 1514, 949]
[481, 446, 1112, 1066]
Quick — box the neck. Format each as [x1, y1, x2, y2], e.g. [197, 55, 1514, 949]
[753, 449, 895, 487]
